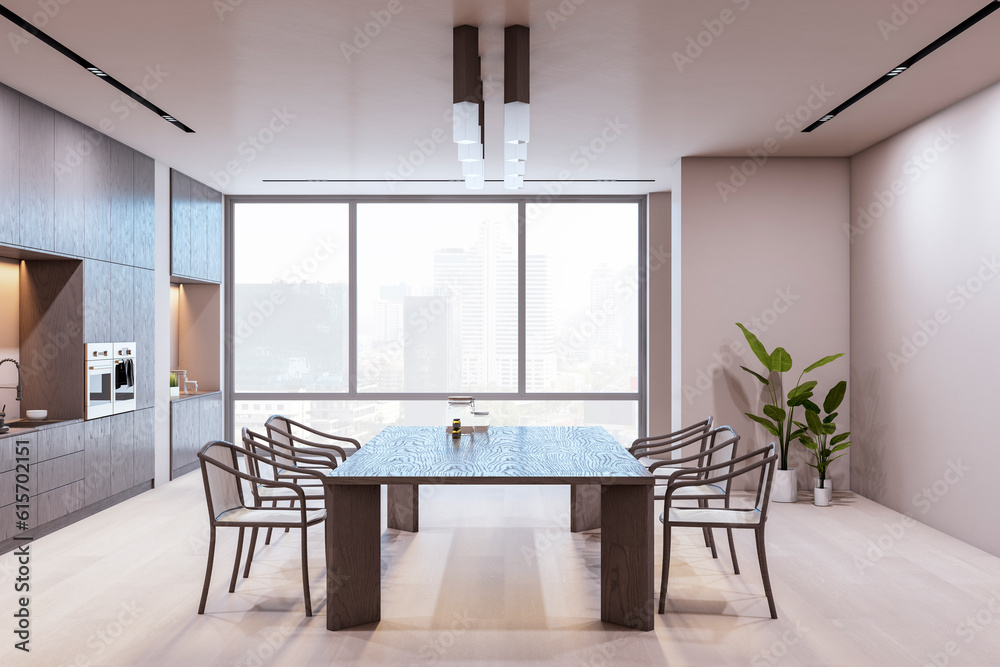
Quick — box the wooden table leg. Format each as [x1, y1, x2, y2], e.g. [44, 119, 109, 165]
[387, 484, 419, 532]
[570, 484, 601, 532]
[600, 484, 654, 630]
[326, 483, 381, 630]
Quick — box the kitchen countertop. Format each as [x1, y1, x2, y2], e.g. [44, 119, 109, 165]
[170, 390, 221, 403]
[0, 417, 84, 439]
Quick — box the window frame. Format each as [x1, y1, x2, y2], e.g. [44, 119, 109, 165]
[225, 195, 648, 439]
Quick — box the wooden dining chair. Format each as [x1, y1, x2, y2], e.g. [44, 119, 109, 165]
[197, 440, 327, 617]
[239, 427, 340, 578]
[658, 442, 778, 618]
[629, 417, 714, 469]
[264, 415, 360, 472]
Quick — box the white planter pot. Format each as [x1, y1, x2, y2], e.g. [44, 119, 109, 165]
[814, 478, 833, 507]
[170, 386, 180, 397]
[772, 468, 798, 503]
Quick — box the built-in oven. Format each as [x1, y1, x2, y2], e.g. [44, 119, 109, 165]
[113, 342, 136, 414]
[85, 343, 114, 420]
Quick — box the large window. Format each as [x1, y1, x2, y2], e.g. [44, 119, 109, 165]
[229, 198, 646, 444]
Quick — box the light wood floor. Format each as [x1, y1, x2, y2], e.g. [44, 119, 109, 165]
[3, 475, 1000, 666]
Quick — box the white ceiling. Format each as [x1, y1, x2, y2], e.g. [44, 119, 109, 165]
[1, 0, 998, 196]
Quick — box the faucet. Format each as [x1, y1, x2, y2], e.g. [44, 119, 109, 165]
[0, 358, 22, 401]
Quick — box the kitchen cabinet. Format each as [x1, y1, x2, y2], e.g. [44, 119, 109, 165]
[207, 188, 224, 282]
[110, 411, 134, 496]
[84, 416, 111, 506]
[171, 392, 223, 478]
[84, 127, 111, 261]
[189, 180, 208, 281]
[18, 96, 55, 252]
[171, 171, 191, 278]
[83, 259, 111, 344]
[133, 153, 155, 269]
[134, 268, 155, 409]
[171, 169, 223, 283]
[133, 407, 155, 484]
[53, 114, 87, 257]
[110, 140, 134, 266]
[110, 262, 134, 343]
[200, 392, 223, 446]
[0, 83, 18, 246]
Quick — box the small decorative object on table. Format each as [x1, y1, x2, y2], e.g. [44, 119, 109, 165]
[446, 396, 475, 433]
[184, 380, 198, 396]
[451, 418, 462, 439]
[472, 410, 490, 432]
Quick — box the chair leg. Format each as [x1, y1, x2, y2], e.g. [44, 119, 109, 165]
[265, 500, 277, 545]
[727, 528, 740, 575]
[242, 528, 259, 579]
[229, 527, 246, 594]
[300, 525, 312, 617]
[198, 526, 217, 614]
[755, 528, 777, 619]
[658, 524, 672, 614]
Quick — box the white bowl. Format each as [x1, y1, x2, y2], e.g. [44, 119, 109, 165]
[26, 410, 47, 420]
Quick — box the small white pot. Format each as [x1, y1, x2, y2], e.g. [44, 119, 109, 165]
[772, 468, 798, 503]
[813, 477, 833, 507]
[170, 386, 180, 397]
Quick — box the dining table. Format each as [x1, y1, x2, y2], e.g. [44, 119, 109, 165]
[321, 425, 655, 631]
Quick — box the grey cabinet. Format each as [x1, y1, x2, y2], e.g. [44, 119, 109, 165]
[207, 189, 224, 283]
[189, 180, 207, 280]
[84, 418, 112, 506]
[134, 269, 155, 409]
[53, 114, 87, 257]
[0, 84, 19, 246]
[110, 140, 134, 266]
[84, 128, 111, 261]
[133, 153, 155, 270]
[170, 397, 199, 477]
[18, 96, 55, 251]
[200, 393, 223, 446]
[171, 171, 191, 277]
[0, 433, 35, 543]
[110, 262, 134, 343]
[110, 412, 134, 496]
[133, 408, 155, 484]
[83, 259, 111, 344]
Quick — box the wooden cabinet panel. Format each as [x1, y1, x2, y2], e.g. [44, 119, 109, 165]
[0, 496, 34, 543]
[133, 152, 155, 269]
[199, 393, 224, 446]
[35, 480, 84, 526]
[171, 170, 191, 277]
[170, 397, 200, 476]
[18, 96, 55, 251]
[83, 259, 111, 343]
[36, 451, 85, 496]
[0, 84, 19, 245]
[84, 417, 111, 505]
[110, 412, 134, 496]
[133, 407, 155, 484]
[53, 114, 87, 257]
[134, 268, 155, 409]
[34, 421, 85, 466]
[206, 187, 223, 283]
[110, 262, 134, 343]
[84, 128, 111, 261]
[110, 140, 134, 266]
[0, 433, 35, 504]
[189, 179, 207, 280]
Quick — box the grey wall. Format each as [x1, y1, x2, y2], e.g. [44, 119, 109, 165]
[648, 192, 671, 436]
[850, 80, 1000, 557]
[671, 157, 851, 490]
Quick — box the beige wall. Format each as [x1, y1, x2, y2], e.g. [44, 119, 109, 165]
[671, 157, 851, 490]
[0, 257, 19, 420]
[648, 192, 671, 436]
[850, 80, 1000, 557]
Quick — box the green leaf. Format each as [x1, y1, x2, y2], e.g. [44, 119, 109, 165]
[740, 366, 770, 386]
[770, 347, 793, 373]
[745, 413, 779, 436]
[788, 380, 818, 401]
[763, 404, 786, 422]
[823, 423, 837, 435]
[799, 438, 817, 450]
[801, 399, 821, 414]
[830, 432, 851, 446]
[805, 409, 824, 434]
[736, 324, 771, 370]
[830, 441, 852, 453]
[803, 353, 844, 374]
[824, 380, 847, 413]
[823, 412, 838, 424]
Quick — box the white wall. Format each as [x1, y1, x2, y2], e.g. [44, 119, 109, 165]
[850, 80, 1000, 557]
[154, 161, 172, 486]
[671, 157, 851, 490]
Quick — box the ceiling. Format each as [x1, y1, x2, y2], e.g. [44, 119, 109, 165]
[1, 0, 998, 196]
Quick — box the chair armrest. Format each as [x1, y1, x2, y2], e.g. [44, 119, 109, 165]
[647, 436, 735, 472]
[663, 447, 775, 501]
[271, 416, 362, 449]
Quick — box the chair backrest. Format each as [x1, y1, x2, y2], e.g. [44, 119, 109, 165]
[698, 426, 740, 491]
[241, 428, 282, 484]
[199, 441, 246, 522]
[630, 416, 713, 457]
[262, 415, 297, 467]
[753, 443, 778, 518]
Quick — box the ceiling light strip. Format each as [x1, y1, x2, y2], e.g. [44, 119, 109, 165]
[0, 3, 194, 133]
[803, 0, 1000, 132]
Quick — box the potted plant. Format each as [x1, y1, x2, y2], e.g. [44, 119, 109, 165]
[169, 372, 180, 397]
[796, 380, 852, 507]
[736, 323, 844, 503]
